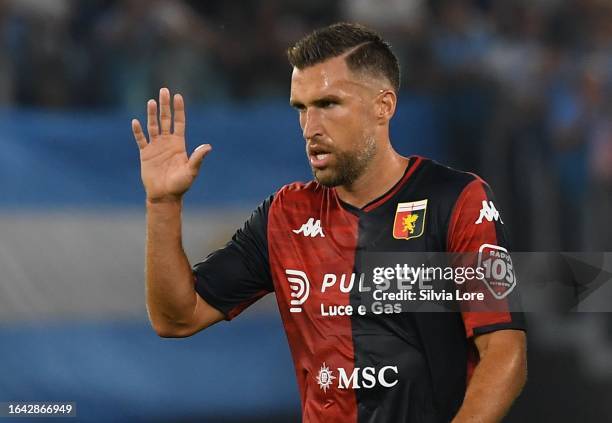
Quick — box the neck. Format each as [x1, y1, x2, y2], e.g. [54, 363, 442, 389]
[335, 144, 408, 209]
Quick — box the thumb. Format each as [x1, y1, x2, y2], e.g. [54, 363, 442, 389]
[188, 144, 212, 173]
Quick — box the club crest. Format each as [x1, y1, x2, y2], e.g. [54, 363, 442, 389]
[393, 200, 428, 240]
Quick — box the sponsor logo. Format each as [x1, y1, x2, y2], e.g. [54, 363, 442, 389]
[315, 362, 336, 392]
[293, 218, 325, 238]
[285, 269, 310, 312]
[316, 363, 399, 392]
[477, 244, 516, 299]
[285, 267, 494, 317]
[475, 201, 503, 224]
[393, 200, 427, 240]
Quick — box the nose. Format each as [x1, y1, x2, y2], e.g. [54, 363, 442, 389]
[301, 108, 323, 142]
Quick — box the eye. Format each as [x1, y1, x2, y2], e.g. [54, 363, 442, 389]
[317, 99, 338, 109]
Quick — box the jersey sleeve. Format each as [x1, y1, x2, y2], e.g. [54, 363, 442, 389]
[446, 177, 526, 338]
[193, 195, 274, 320]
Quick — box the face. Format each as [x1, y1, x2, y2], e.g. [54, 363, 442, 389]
[289, 56, 383, 187]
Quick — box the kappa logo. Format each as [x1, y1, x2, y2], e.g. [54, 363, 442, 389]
[475, 201, 504, 225]
[285, 269, 310, 312]
[293, 217, 325, 238]
[315, 362, 399, 392]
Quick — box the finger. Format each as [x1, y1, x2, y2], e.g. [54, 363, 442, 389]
[173, 93, 185, 137]
[188, 144, 212, 174]
[147, 99, 159, 140]
[131, 119, 147, 150]
[159, 87, 171, 135]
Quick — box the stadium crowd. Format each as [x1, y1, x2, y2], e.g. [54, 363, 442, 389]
[0, 0, 610, 251]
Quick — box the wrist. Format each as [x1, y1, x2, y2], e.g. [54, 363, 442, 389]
[146, 195, 183, 206]
[146, 197, 183, 212]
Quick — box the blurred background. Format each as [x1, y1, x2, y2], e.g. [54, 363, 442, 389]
[0, 0, 611, 421]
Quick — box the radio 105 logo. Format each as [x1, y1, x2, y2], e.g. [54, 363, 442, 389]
[477, 244, 516, 299]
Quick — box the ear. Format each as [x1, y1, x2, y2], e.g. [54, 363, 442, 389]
[375, 90, 397, 124]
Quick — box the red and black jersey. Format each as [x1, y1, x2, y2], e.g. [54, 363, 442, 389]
[194, 156, 525, 423]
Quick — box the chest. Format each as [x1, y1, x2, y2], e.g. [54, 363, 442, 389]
[267, 193, 449, 319]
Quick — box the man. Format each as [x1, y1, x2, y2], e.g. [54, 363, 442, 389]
[132, 23, 526, 423]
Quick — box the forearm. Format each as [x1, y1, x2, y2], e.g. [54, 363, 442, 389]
[145, 199, 198, 334]
[452, 333, 527, 422]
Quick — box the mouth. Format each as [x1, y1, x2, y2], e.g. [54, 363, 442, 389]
[308, 145, 333, 169]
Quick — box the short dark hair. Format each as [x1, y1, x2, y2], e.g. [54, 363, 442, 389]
[287, 22, 401, 92]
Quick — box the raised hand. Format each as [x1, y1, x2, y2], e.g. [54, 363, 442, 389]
[132, 88, 211, 203]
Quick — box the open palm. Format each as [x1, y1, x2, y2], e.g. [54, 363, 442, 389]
[132, 88, 211, 202]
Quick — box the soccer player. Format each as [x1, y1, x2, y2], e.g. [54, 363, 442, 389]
[132, 23, 526, 423]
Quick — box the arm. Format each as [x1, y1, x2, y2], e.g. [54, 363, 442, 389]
[132, 88, 224, 337]
[452, 330, 527, 423]
[445, 177, 527, 421]
[145, 199, 224, 337]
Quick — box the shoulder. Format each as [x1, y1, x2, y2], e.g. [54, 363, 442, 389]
[410, 157, 492, 215]
[270, 180, 327, 207]
[415, 157, 485, 197]
[275, 180, 322, 196]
